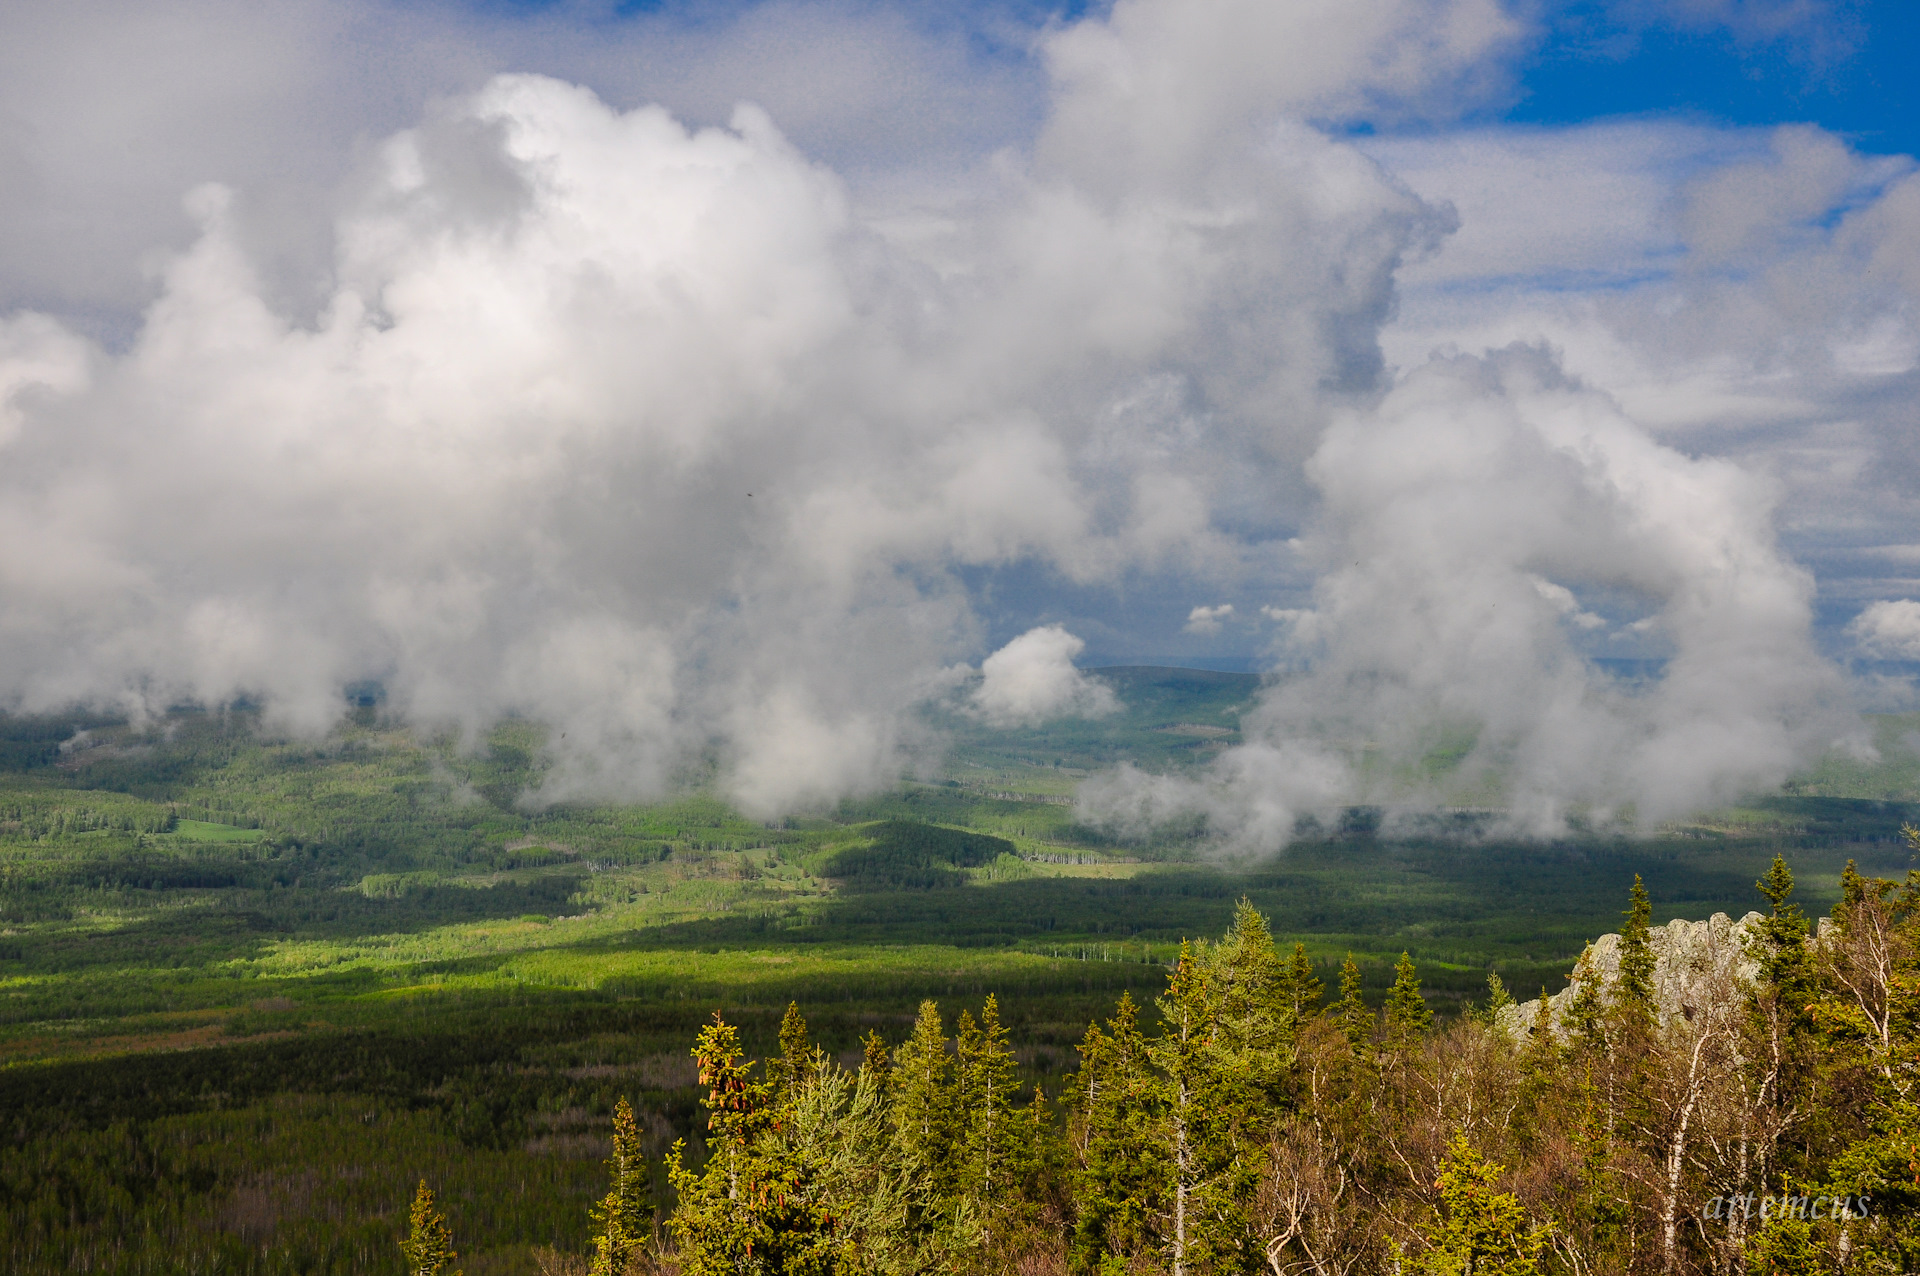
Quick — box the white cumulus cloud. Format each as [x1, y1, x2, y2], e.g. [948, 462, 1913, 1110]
[1184, 604, 1236, 635]
[1082, 347, 1854, 846]
[1848, 600, 1920, 659]
[0, 0, 1894, 832]
[970, 626, 1120, 729]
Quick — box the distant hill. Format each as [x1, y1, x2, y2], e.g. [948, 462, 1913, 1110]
[931, 664, 1264, 779]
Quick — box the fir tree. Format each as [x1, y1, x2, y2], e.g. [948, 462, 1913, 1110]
[667, 1014, 836, 1276]
[1334, 954, 1371, 1051]
[957, 995, 1021, 1211]
[891, 999, 958, 1216]
[864, 1028, 890, 1082]
[1382, 951, 1432, 1054]
[1754, 855, 1816, 1013]
[1473, 971, 1515, 1027]
[1149, 940, 1247, 1276]
[1216, 900, 1293, 1103]
[1564, 945, 1608, 1052]
[588, 1097, 649, 1276]
[1406, 1134, 1544, 1276]
[1616, 876, 1656, 1032]
[401, 1180, 460, 1276]
[1283, 942, 1322, 1029]
[775, 1001, 814, 1097]
[953, 1008, 983, 1120]
[1519, 989, 1557, 1078]
[1070, 991, 1168, 1274]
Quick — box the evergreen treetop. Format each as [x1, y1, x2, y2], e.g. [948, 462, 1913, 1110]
[401, 1180, 460, 1276]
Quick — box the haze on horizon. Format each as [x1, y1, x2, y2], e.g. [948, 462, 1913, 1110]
[1, 0, 1917, 842]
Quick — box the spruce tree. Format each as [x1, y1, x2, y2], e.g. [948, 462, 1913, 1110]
[891, 999, 958, 1218]
[859, 1029, 893, 1100]
[957, 995, 1020, 1210]
[1217, 900, 1292, 1103]
[953, 1008, 983, 1123]
[1474, 971, 1515, 1027]
[1149, 941, 1242, 1276]
[1754, 855, 1815, 1012]
[588, 1097, 649, 1276]
[1070, 991, 1168, 1274]
[667, 1014, 835, 1276]
[1520, 989, 1557, 1077]
[861, 1029, 891, 1075]
[1407, 1134, 1543, 1276]
[1382, 951, 1432, 1054]
[1334, 954, 1371, 1051]
[1284, 942, 1323, 1029]
[401, 1180, 460, 1276]
[1616, 876, 1656, 1032]
[775, 1000, 814, 1097]
[1751, 855, 1823, 1198]
[1564, 946, 1607, 1052]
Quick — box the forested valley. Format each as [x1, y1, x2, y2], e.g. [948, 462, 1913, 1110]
[5, 696, 1920, 1275]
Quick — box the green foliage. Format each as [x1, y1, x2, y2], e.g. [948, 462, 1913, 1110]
[1472, 970, 1515, 1027]
[1283, 941, 1322, 1028]
[1334, 953, 1371, 1050]
[589, 1097, 650, 1276]
[1069, 991, 1167, 1273]
[955, 995, 1024, 1212]
[775, 1000, 814, 1098]
[668, 1014, 840, 1276]
[401, 1180, 461, 1276]
[1754, 854, 1816, 1010]
[1564, 944, 1606, 1051]
[1616, 874, 1655, 1027]
[891, 999, 959, 1213]
[1405, 1135, 1542, 1276]
[1382, 950, 1432, 1054]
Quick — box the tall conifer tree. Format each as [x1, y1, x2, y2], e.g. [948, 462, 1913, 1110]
[891, 999, 958, 1220]
[1382, 951, 1432, 1055]
[1334, 955, 1371, 1051]
[401, 1180, 460, 1276]
[1616, 876, 1656, 1033]
[1284, 942, 1323, 1030]
[958, 994, 1021, 1210]
[667, 1014, 835, 1276]
[588, 1097, 649, 1276]
[775, 1001, 814, 1097]
[1070, 991, 1168, 1273]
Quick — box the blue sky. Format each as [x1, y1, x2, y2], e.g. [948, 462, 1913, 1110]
[1510, 1, 1917, 154]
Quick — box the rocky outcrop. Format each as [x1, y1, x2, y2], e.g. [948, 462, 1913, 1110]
[1495, 911, 1765, 1040]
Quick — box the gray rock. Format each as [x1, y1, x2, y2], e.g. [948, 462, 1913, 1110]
[1494, 911, 1764, 1041]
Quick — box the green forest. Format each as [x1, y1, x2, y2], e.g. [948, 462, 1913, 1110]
[543, 859, 1920, 1276]
[3, 678, 1920, 1274]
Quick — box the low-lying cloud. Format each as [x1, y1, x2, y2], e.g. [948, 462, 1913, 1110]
[1081, 347, 1857, 845]
[0, 0, 1908, 836]
[969, 626, 1119, 729]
